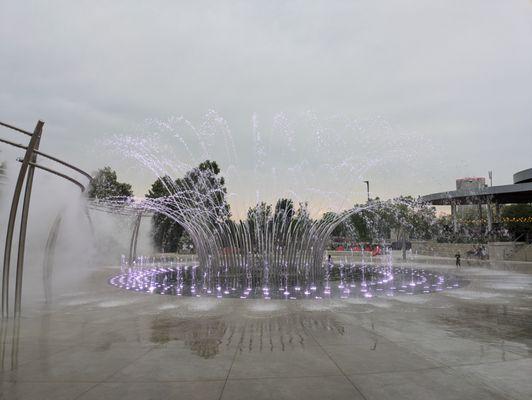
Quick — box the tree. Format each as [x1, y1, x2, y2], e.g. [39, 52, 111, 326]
[328, 204, 389, 243]
[502, 204, 532, 241]
[146, 175, 174, 199]
[274, 198, 294, 223]
[176, 160, 231, 222]
[347, 210, 374, 242]
[146, 161, 230, 253]
[146, 175, 184, 252]
[177, 230, 194, 253]
[381, 196, 437, 258]
[294, 201, 310, 223]
[87, 166, 133, 199]
[327, 198, 437, 255]
[246, 200, 313, 248]
[247, 202, 272, 228]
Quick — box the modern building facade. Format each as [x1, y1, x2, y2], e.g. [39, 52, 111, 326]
[420, 168, 532, 233]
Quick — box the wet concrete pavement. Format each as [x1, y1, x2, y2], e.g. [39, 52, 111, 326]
[1, 262, 531, 399]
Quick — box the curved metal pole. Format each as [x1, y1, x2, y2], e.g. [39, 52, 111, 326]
[0, 138, 93, 183]
[13, 133, 41, 316]
[2, 120, 43, 318]
[10, 316, 21, 369]
[33, 150, 93, 181]
[0, 307, 8, 367]
[133, 214, 142, 261]
[25, 162, 85, 192]
[128, 220, 136, 265]
[83, 205, 95, 239]
[43, 213, 63, 304]
[0, 121, 33, 137]
[0, 137, 27, 150]
[128, 213, 142, 264]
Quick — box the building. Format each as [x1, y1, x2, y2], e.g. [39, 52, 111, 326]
[455, 177, 486, 190]
[454, 177, 487, 218]
[420, 168, 532, 233]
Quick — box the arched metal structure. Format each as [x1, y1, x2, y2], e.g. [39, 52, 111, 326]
[88, 193, 383, 294]
[42, 213, 63, 304]
[0, 119, 92, 317]
[39, 206, 94, 306]
[86, 199, 153, 265]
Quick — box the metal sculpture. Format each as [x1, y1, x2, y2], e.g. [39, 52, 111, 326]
[0, 119, 92, 317]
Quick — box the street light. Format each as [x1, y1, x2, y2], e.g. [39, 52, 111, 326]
[363, 180, 370, 203]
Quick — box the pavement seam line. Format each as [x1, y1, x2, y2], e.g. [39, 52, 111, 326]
[217, 342, 239, 400]
[301, 323, 369, 400]
[71, 345, 156, 400]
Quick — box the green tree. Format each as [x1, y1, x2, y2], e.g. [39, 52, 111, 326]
[176, 160, 231, 222]
[246, 202, 271, 246]
[146, 160, 230, 253]
[294, 201, 311, 223]
[177, 231, 194, 253]
[274, 198, 294, 223]
[502, 204, 532, 241]
[146, 175, 184, 252]
[247, 202, 272, 227]
[328, 198, 437, 254]
[347, 210, 374, 242]
[329, 204, 389, 243]
[87, 166, 133, 199]
[380, 196, 437, 258]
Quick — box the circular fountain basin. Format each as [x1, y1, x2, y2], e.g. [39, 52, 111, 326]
[109, 264, 464, 300]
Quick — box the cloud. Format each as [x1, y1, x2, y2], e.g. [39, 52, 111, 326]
[1, 0, 531, 207]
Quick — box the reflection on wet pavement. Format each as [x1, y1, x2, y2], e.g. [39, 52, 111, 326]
[151, 312, 346, 359]
[0, 317, 19, 370]
[436, 303, 532, 351]
[0, 264, 531, 400]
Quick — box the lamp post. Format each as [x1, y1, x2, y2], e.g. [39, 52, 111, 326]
[363, 180, 370, 203]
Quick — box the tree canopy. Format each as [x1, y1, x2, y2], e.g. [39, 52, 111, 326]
[502, 203, 532, 241]
[329, 197, 437, 245]
[274, 198, 294, 223]
[146, 175, 184, 252]
[247, 201, 272, 226]
[87, 166, 133, 199]
[146, 160, 230, 252]
[175, 160, 230, 222]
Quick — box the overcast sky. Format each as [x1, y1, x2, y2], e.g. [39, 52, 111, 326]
[1, 1, 531, 214]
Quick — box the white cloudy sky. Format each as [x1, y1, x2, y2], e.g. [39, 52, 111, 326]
[1, 0, 531, 214]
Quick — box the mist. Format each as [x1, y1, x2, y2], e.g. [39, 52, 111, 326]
[0, 152, 153, 308]
[1, 0, 531, 201]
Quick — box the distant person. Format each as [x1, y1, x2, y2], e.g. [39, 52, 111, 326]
[327, 254, 332, 264]
[455, 252, 461, 268]
[480, 246, 487, 260]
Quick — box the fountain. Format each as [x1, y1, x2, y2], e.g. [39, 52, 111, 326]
[94, 111, 462, 299]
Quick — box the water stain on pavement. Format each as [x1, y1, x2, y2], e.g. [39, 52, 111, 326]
[435, 302, 532, 353]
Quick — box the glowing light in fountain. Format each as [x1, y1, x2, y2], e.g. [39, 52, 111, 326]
[96, 111, 446, 298]
[109, 256, 462, 299]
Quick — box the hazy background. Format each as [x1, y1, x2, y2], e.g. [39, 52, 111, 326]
[1, 0, 532, 208]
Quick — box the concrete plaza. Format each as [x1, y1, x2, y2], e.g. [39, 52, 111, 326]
[1, 260, 531, 400]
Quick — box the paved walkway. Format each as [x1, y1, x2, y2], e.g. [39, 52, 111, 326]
[1, 262, 531, 399]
